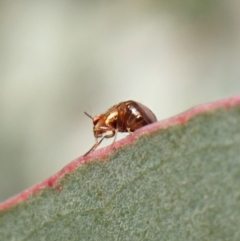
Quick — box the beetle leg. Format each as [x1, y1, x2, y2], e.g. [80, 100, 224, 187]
[83, 137, 99, 156]
[127, 127, 134, 137]
[112, 129, 118, 144]
[109, 129, 118, 149]
[83, 130, 116, 156]
[127, 127, 135, 143]
[127, 128, 132, 134]
[98, 129, 116, 147]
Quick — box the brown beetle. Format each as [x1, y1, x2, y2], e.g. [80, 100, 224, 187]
[84, 100, 157, 156]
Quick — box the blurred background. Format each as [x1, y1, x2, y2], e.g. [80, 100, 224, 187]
[1, 0, 240, 202]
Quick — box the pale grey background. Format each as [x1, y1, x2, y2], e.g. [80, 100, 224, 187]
[1, 1, 240, 202]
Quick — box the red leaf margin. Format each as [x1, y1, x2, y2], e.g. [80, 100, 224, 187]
[1, 96, 240, 211]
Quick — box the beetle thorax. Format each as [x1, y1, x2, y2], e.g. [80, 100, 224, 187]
[92, 111, 118, 137]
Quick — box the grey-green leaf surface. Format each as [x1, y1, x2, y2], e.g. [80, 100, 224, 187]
[1, 98, 240, 241]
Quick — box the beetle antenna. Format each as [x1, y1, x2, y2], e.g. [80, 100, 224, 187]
[84, 112, 93, 120]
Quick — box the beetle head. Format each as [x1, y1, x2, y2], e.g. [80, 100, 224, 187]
[84, 112, 107, 137]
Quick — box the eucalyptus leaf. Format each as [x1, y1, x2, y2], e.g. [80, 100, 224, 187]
[1, 97, 240, 241]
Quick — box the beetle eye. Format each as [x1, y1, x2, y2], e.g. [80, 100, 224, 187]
[93, 115, 100, 125]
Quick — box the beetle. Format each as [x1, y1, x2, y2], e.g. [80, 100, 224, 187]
[84, 100, 157, 156]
